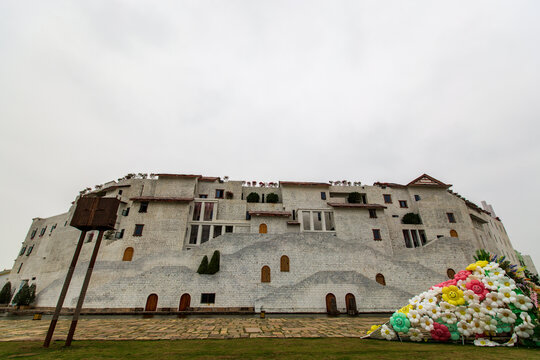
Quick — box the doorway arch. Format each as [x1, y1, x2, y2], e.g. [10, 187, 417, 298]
[326, 293, 338, 314]
[261, 266, 271, 283]
[145, 293, 158, 311]
[376, 273, 386, 286]
[280, 255, 290, 272]
[447, 268, 456, 279]
[450, 230, 458, 238]
[259, 223, 267, 234]
[345, 293, 357, 314]
[122, 247, 134, 261]
[179, 293, 191, 311]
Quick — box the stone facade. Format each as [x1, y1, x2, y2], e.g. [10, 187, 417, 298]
[5, 173, 530, 313]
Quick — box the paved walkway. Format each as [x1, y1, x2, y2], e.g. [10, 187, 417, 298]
[0, 315, 388, 341]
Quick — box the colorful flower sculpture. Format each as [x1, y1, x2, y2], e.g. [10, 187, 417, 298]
[365, 252, 540, 347]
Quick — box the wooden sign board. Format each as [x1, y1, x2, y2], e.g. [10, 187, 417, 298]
[70, 197, 120, 230]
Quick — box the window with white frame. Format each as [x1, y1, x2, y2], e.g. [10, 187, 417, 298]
[299, 210, 335, 232]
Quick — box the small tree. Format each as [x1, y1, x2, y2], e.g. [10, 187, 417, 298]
[246, 192, 260, 203]
[0, 282, 12, 304]
[29, 284, 36, 305]
[12, 283, 32, 307]
[347, 192, 361, 204]
[197, 256, 209, 274]
[402, 213, 422, 224]
[207, 251, 221, 274]
[266, 193, 279, 203]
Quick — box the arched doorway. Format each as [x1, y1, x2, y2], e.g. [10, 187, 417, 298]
[450, 230, 458, 238]
[179, 293, 191, 311]
[259, 223, 267, 234]
[280, 255, 290, 272]
[376, 273, 386, 286]
[145, 294, 158, 311]
[122, 247, 134, 261]
[261, 266, 271, 283]
[447, 268, 456, 279]
[326, 293, 338, 315]
[345, 293, 357, 315]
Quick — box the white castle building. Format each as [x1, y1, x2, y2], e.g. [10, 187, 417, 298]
[6, 173, 525, 313]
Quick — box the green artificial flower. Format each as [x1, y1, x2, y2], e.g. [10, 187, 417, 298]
[390, 312, 411, 333]
[495, 316, 512, 333]
[441, 321, 460, 341]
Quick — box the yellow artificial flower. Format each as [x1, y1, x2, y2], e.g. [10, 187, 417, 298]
[367, 324, 381, 335]
[398, 304, 412, 314]
[466, 261, 489, 271]
[441, 285, 465, 306]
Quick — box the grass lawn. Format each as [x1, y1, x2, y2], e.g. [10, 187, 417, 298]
[0, 338, 538, 360]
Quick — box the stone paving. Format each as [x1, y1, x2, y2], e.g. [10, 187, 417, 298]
[0, 315, 388, 341]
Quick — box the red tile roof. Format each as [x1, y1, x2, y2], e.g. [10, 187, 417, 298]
[327, 203, 387, 209]
[279, 181, 330, 187]
[153, 174, 201, 179]
[407, 174, 451, 188]
[130, 196, 193, 203]
[248, 211, 292, 217]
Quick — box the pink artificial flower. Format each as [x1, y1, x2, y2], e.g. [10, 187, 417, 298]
[454, 270, 472, 281]
[431, 279, 458, 289]
[465, 279, 489, 301]
[431, 322, 451, 341]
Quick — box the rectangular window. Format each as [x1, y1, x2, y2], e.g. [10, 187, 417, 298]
[133, 224, 144, 237]
[447, 213, 456, 223]
[324, 211, 335, 231]
[246, 211, 251, 220]
[139, 202, 148, 213]
[199, 194, 208, 199]
[399, 200, 408, 208]
[118, 189, 123, 195]
[201, 225, 211, 243]
[292, 210, 296, 220]
[189, 225, 199, 244]
[19, 246, 27, 256]
[383, 194, 392, 204]
[200, 293, 216, 304]
[369, 209, 377, 218]
[86, 233, 94, 243]
[50, 224, 56, 233]
[372, 229, 382, 241]
[313, 211, 323, 230]
[411, 230, 420, 247]
[122, 208, 130, 216]
[361, 194, 367, 204]
[40, 227, 47, 237]
[26, 245, 34, 256]
[419, 230, 427, 245]
[204, 203, 214, 221]
[225, 225, 233, 233]
[414, 195, 421, 201]
[320, 192, 327, 200]
[115, 229, 125, 239]
[403, 230, 412, 248]
[193, 202, 202, 221]
[17, 263, 23, 273]
[213, 226, 222, 238]
[30, 229, 37, 239]
[302, 211, 311, 231]
[215, 189, 224, 199]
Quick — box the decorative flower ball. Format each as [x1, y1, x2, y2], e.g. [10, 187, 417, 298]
[431, 322, 451, 341]
[390, 312, 411, 333]
[442, 285, 465, 306]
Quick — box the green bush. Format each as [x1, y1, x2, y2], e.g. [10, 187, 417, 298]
[12, 283, 35, 307]
[197, 256, 209, 274]
[246, 192, 260, 203]
[207, 251, 221, 274]
[0, 281, 12, 304]
[347, 192, 361, 204]
[266, 193, 279, 203]
[401, 213, 422, 224]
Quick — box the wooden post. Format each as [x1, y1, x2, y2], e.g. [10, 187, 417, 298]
[43, 230, 87, 348]
[65, 230, 104, 347]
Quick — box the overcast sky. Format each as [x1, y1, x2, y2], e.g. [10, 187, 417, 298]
[1, 1, 539, 271]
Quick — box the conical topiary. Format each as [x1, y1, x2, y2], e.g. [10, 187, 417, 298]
[12, 283, 31, 306]
[207, 251, 220, 274]
[197, 255, 209, 274]
[0, 281, 11, 304]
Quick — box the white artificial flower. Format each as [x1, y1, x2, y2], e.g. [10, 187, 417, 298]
[497, 308, 517, 324]
[427, 287, 442, 296]
[484, 262, 500, 271]
[482, 317, 497, 332]
[499, 277, 516, 290]
[441, 311, 457, 324]
[380, 325, 396, 340]
[473, 267, 485, 276]
[463, 290, 480, 304]
[467, 303, 483, 318]
[407, 310, 421, 325]
[470, 318, 487, 334]
[439, 301, 455, 312]
[424, 295, 437, 307]
[455, 306, 472, 321]
[514, 324, 533, 338]
[498, 287, 517, 304]
[427, 306, 441, 319]
[474, 338, 497, 347]
[419, 316, 434, 331]
[490, 268, 505, 279]
[409, 296, 421, 306]
[482, 277, 499, 291]
[520, 312, 533, 326]
[481, 300, 498, 316]
[407, 328, 423, 342]
[416, 302, 430, 315]
[503, 333, 517, 347]
[485, 291, 504, 306]
[512, 294, 533, 311]
[457, 320, 473, 337]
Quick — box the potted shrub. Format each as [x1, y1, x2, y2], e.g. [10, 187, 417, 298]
[225, 191, 234, 199]
[266, 193, 279, 203]
[207, 251, 221, 274]
[197, 256, 209, 274]
[247, 193, 260, 203]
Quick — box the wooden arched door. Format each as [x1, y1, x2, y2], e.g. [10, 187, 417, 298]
[145, 294, 158, 311]
[261, 266, 271, 282]
[345, 293, 357, 314]
[450, 230, 458, 238]
[259, 223, 267, 234]
[179, 293, 191, 311]
[122, 247, 134, 261]
[326, 293, 338, 314]
[447, 268, 456, 279]
[376, 273, 386, 286]
[280, 255, 289, 272]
